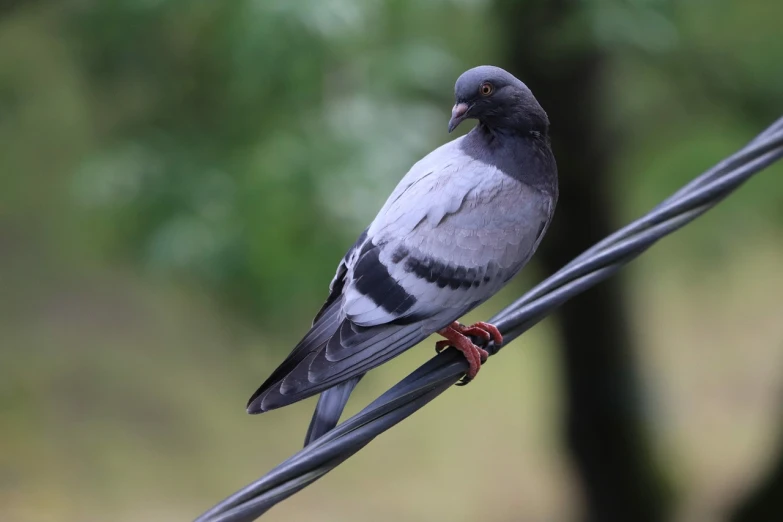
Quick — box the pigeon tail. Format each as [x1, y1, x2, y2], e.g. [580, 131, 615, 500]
[304, 375, 363, 446]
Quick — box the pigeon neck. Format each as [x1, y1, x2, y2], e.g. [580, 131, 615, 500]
[473, 122, 551, 155]
[462, 124, 557, 195]
[477, 120, 547, 140]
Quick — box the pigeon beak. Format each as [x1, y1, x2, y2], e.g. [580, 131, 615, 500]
[448, 102, 470, 133]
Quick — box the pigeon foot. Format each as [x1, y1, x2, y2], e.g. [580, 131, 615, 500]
[435, 321, 502, 385]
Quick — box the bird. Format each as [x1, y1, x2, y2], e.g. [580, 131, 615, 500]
[247, 65, 558, 438]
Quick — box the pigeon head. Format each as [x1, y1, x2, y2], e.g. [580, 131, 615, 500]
[448, 65, 549, 135]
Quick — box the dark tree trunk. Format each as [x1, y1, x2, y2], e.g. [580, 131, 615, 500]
[730, 410, 783, 522]
[495, 1, 671, 521]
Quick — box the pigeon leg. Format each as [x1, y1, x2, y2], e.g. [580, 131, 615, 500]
[435, 322, 491, 385]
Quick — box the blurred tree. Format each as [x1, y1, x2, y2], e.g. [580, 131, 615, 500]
[730, 411, 783, 522]
[61, 0, 492, 331]
[4, 0, 783, 518]
[494, 1, 672, 521]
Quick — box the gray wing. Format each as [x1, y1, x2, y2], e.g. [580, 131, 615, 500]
[247, 138, 554, 413]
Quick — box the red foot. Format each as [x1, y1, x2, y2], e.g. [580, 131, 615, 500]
[435, 321, 503, 385]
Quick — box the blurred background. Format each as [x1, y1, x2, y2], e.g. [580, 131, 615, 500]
[1, 1, 783, 521]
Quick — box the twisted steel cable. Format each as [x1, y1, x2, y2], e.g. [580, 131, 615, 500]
[195, 116, 783, 522]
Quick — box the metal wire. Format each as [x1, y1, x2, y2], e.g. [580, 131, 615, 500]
[195, 116, 783, 522]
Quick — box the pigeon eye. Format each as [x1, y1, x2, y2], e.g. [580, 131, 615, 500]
[479, 82, 494, 96]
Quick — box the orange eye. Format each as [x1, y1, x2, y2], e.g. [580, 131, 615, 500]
[479, 82, 494, 96]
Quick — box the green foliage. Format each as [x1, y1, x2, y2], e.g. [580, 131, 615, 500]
[52, 0, 496, 320]
[2, 0, 781, 323]
[3, 2, 783, 521]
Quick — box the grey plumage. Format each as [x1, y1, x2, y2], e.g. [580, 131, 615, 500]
[247, 65, 558, 418]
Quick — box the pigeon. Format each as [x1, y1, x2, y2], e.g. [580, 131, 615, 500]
[247, 66, 558, 430]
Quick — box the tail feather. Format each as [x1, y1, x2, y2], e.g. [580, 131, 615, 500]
[303, 375, 363, 446]
[246, 302, 342, 413]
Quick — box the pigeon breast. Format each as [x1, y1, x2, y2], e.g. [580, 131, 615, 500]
[340, 135, 553, 330]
